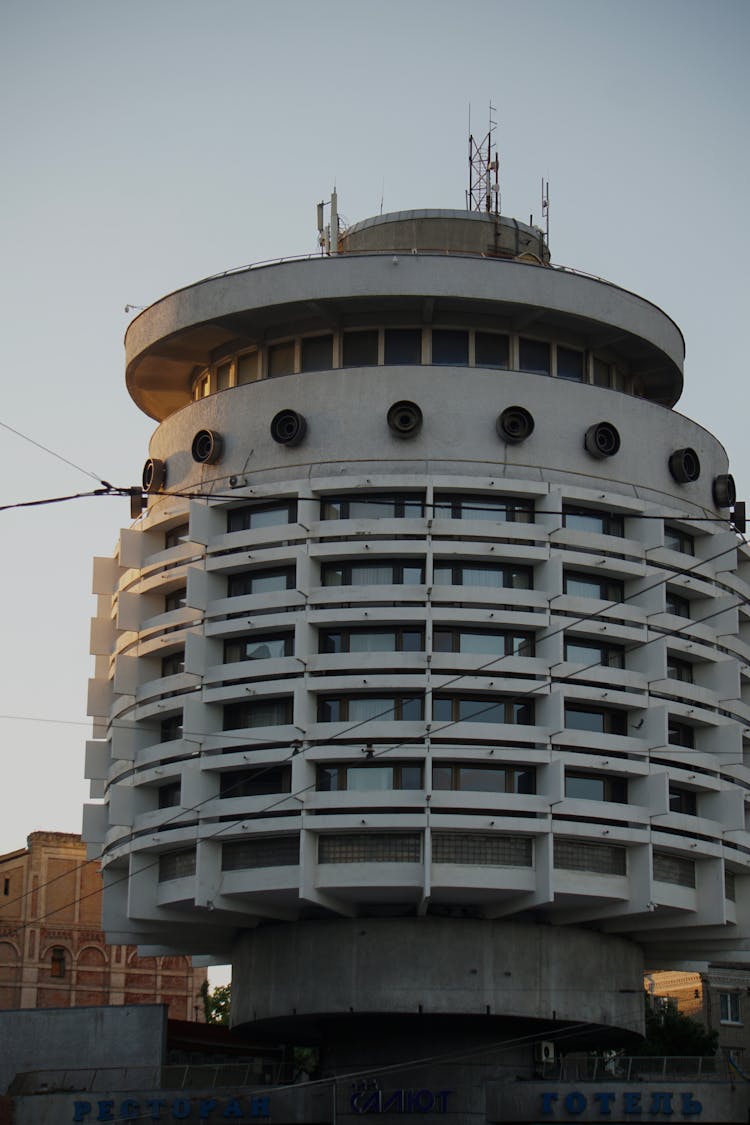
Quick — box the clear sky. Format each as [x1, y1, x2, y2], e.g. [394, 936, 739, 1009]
[1, 0, 749, 859]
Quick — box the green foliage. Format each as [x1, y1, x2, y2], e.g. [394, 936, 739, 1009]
[632, 995, 717, 1057]
[200, 980, 232, 1025]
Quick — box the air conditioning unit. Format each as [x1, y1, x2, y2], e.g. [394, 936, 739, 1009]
[534, 1040, 556, 1063]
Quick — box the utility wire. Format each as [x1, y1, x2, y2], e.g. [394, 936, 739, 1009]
[0, 419, 113, 488]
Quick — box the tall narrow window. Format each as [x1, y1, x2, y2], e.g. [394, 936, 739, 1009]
[50, 947, 66, 979]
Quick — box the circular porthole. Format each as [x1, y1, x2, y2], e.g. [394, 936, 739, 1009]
[191, 429, 223, 464]
[584, 422, 621, 459]
[712, 473, 736, 508]
[497, 406, 535, 444]
[270, 409, 307, 446]
[387, 401, 423, 438]
[669, 448, 701, 484]
[142, 458, 166, 493]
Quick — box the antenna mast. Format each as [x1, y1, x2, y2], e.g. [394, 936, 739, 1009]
[541, 177, 550, 252]
[466, 102, 499, 214]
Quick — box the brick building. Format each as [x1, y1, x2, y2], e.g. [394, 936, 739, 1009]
[647, 968, 750, 1061]
[0, 832, 206, 1017]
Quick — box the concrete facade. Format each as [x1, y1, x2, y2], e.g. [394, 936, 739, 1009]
[0, 833, 205, 1018]
[83, 207, 750, 1092]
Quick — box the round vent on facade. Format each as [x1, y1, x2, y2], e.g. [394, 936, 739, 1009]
[584, 422, 621, 459]
[669, 447, 701, 484]
[142, 458, 166, 493]
[497, 406, 535, 444]
[387, 401, 423, 438]
[712, 473, 736, 508]
[270, 409, 307, 446]
[191, 429, 223, 464]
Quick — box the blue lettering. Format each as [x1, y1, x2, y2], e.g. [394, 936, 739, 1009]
[172, 1098, 191, 1119]
[649, 1092, 673, 1115]
[541, 1092, 559, 1114]
[97, 1101, 114, 1122]
[249, 1097, 269, 1118]
[415, 1090, 434, 1112]
[382, 1091, 403, 1113]
[564, 1091, 587, 1115]
[594, 1092, 616, 1115]
[681, 1093, 702, 1116]
[73, 1102, 92, 1122]
[120, 1101, 140, 1120]
[199, 1101, 218, 1120]
[435, 1091, 453, 1113]
[223, 1098, 244, 1118]
[623, 1092, 642, 1115]
[147, 1100, 167, 1121]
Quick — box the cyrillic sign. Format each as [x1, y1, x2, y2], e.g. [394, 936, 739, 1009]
[72, 1095, 270, 1121]
[541, 1090, 703, 1117]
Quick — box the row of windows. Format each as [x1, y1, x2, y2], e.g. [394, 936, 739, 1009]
[219, 494, 695, 553]
[163, 764, 698, 812]
[162, 629, 696, 684]
[157, 835, 712, 883]
[191, 328, 629, 399]
[159, 699, 695, 742]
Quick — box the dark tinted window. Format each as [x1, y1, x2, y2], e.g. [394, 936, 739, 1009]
[432, 329, 469, 365]
[343, 330, 379, 367]
[519, 338, 550, 375]
[384, 329, 421, 365]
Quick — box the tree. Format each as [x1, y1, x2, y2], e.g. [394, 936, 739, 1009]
[632, 995, 717, 1057]
[200, 980, 231, 1025]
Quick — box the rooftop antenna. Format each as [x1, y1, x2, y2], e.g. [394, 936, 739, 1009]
[541, 177, 550, 252]
[316, 187, 340, 255]
[466, 101, 499, 214]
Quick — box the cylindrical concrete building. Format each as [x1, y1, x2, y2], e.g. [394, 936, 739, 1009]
[84, 208, 750, 1074]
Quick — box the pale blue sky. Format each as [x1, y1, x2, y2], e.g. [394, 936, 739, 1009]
[1, 0, 748, 854]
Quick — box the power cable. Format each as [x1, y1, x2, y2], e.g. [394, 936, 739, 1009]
[0, 419, 113, 489]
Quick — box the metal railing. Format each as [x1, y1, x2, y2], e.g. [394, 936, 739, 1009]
[539, 1056, 729, 1084]
[10, 1062, 283, 1096]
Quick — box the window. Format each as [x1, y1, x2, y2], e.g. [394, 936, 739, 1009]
[564, 706, 628, 735]
[557, 346, 584, 381]
[519, 338, 550, 375]
[321, 494, 424, 519]
[434, 493, 533, 522]
[433, 832, 532, 866]
[668, 720, 695, 749]
[564, 638, 624, 668]
[433, 627, 533, 657]
[228, 567, 295, 597]
[431, 329, 469, 365]
[267, 341, 295, 377]
[565, 772, 627, 803]
[319, 834, 421, 863]
[554, 838, 626, 875]
[165, 523, 190, 549]
[158, 849, 196, 882]
[161, 650, 185, 677]
[664, 526, 695, 555]
[227, 501, 297, 533]
[343, 329, 379, 367]
[433, 561, 532, 590]
[433, 695, 533, 725]
[321, 560, 424, 587]
[223, 698, 293, 730]
[317, 763, 422, 792]
[164, 588, 187, 613]
[3, 878, 9, 896]
[669, 787, 697, 815]
[237, 351, 259, 384]
[384, 328, 421, 365]
[475, 332, 509, 369]
[317, 695, 423, 722]
[220, 767, 291, 798]
[50, 947, 66, 979]
[432, 763, 535, 794]
[667, 656, 693, 683]
[320, 627, 423, 654]
[720, 992, 742, 1025]
[301, 334, 333, 372]
[653, 852, 695, 887]
[222, 836, 299, 869]
[216, 362, 232, 391]
[158, 782, 181, 809]
[563, 571, 624, 602]
[160, 715, 183, 742]
[665, 590, 691, 618]
[224, 633, 293, 663]
[562, 507, 624, 537]
[593, 357, 611, 388]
